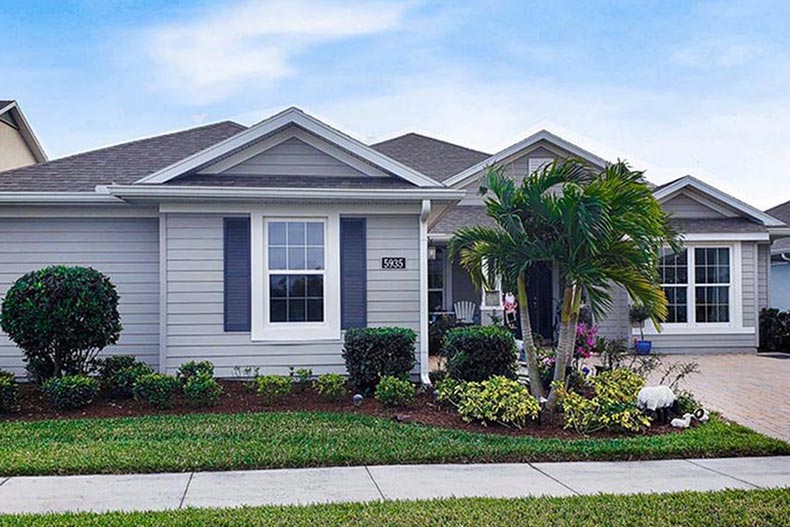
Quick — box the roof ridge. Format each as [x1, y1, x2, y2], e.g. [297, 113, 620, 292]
[372, 132, 490, 156]
[1, 120, 246, 173]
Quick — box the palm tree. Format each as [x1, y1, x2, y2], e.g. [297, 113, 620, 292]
[540, 161, 681, 408]
[450, 160, 680, 409]
[448, 162, 589, 399]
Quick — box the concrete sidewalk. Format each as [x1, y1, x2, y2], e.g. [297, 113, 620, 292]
[0, 457, 788, 514]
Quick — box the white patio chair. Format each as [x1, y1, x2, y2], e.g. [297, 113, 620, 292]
[453, 301, 477, 324]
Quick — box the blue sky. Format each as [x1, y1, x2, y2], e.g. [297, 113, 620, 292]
[4, 0, 790, 208]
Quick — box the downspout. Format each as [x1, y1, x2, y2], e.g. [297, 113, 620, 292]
[419, 199, 431, 385]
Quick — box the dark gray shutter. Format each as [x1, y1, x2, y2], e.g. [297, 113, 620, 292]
[224, 217, 251, 332]
[341, 217, 367, 329]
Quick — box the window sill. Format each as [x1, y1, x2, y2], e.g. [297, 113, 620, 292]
[633, 327, 754, 336]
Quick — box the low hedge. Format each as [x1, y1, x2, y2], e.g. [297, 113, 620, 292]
[343, 327, 416, 394]
[42, 375, 99, 410]
[442, 325, 517, 382]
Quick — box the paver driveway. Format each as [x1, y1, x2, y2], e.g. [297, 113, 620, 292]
[656, 353, 790, 441]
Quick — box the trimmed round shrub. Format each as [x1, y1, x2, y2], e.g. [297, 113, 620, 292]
[0, 370, 19, 413]
[314, 373, 346, 401]
[256, 375, 292, 405]
[442, 325, 517, 382]
[96, 355, 153, 398]
[455, 376, 540, 429]
[0, 266, 122, 381]
[177, 360, 215, 385]
[183, 372, 224, 407]
[342, 327, 416, 395]
[42, 375, 99, 410]
[133, 373, 180, 409]
[374, 376, 416, 408]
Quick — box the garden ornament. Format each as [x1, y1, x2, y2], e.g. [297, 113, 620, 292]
[694, 408, 710, 423]
[670, 413, 694, 428]
[503, 292, 518, 328]
[352, 393, 364, 407]
[637, 385, 676, 411]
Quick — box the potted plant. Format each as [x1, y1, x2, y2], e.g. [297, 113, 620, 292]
[629, 304, 652, 355]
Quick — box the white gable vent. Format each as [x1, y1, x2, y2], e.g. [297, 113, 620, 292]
[528, 157, 554, 175]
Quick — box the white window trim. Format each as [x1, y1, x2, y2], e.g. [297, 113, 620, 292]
[251, 210, 341, 341]
[639, 241, 745, 336]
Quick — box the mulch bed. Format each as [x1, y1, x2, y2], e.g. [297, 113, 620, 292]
[1, 380, 681, 440]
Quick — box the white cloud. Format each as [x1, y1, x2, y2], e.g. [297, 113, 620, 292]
[670, 38, 764, 68]
[142, 0, 412, 103]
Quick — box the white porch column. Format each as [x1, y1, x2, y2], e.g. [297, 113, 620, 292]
[419, 200, 431, 385]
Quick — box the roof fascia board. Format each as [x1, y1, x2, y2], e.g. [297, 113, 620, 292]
[1, 102, 48, 162]
[444, 130, 609, 188]
[655, 176, 784, 226]
[682, 232, 769, 242]
[106, 184, 464, 202]
[0, 192, 122, 204]
[136, 107, 442, 188]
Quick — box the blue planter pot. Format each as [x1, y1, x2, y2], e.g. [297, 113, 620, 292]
[635, 340, 652, 355]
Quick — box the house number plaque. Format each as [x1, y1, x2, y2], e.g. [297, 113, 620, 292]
[381, 257, 406, 269]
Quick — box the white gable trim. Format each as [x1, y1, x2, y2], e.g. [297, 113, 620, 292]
[444, 129, 609, 188]
[136, 107, 441, 188]
[0, 101, 48, 163]
[655, 175, 784, 227]
[198, 126, 389, 179]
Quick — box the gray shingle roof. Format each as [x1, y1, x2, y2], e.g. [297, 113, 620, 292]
[430, 205, 497, 234]
[371, 133, 490, 182]
[0, 100, 13, 110]
[168, 174, 415, 189]
[669, 217, 767, 233]
[0, 121, 246, 191]
[767, 200, 790, 225]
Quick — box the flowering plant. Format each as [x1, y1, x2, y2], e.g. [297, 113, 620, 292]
[575, 323, 598, 361]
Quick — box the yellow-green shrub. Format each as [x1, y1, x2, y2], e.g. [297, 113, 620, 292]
[455, 376, 540, 429]
[557, 368, 650, 435]
[256, 375, 292, 405]
[375, 376, 416, 408]
[314, 374, 346, 401]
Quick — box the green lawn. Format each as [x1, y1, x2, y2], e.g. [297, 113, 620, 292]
[0, 411, 786, 476]
[0, 489, 787, 527]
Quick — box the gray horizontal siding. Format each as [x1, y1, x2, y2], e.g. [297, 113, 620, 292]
[165, 212, 422, 377]
[0, 217, 160, 376]
[647, 333, 755, 354]
[742, 242, 757, 328]
[596, 284, 630, 342]
[662, 191, 731, 218]
[219, 137, 372, 178]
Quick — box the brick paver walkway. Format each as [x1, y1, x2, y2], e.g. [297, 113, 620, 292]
[655, 353, 790, 441]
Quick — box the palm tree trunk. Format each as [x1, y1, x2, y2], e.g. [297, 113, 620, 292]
[516, 271, 544, 399]
[546, 283, 581, 410]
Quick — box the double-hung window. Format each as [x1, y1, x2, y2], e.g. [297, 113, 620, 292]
[658, 245, 733, 328]
[267, 220, 325, 323]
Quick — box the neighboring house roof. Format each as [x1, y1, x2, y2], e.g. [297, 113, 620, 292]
[370, 133, 490, 182]
[0, 99, 47, 163]
[138, 107, 444, 189]
[766, 200, 790, 254]
[0, 121, 246, 191]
